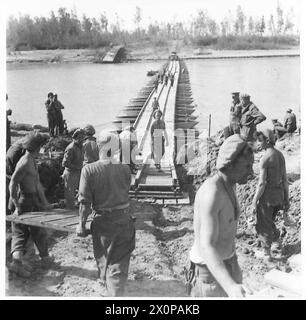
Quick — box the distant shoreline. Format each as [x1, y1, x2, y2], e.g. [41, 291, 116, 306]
[6, 47, 300, 65]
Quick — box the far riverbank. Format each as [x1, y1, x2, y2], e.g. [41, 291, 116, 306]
[6, 47, 299, 65]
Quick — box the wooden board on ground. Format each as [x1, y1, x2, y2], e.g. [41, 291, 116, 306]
[6, 209, 92, 233]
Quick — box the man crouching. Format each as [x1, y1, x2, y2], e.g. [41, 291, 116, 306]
[76, 130, 135, 297]
[189, 134, 254, 297]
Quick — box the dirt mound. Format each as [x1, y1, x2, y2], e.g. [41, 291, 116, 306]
[44, 136, 72, 152]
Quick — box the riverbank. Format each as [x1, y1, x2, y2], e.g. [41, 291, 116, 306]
[6, 128, 301, 297]
[6, 47, 300, 65]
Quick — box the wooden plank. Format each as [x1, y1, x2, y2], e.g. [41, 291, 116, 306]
[6, 211, 94, 233]
[164, 199, 177, 205]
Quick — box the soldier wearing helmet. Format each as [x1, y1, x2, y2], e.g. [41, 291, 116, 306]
[83, 124, 99, 165]
[62, 128, 85, 209]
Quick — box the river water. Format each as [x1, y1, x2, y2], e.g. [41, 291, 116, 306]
[6, 56, 300, 135]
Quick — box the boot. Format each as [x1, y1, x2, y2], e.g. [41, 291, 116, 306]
[40, 255, 54, 269]
[8, 260, 31, 278]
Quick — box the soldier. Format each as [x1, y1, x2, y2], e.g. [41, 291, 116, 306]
[272, 119, 287, 140]
[160, 71, 164, 83]
[240, 93, 266, 142]
[119, 125, 140, 174]
[150, 110, 169, 170]
[62, 129, 85, 209]
[252, 129, 289, 260]
[229, 92, 242, 135]
[45, 92, 56, 137]
[189, 135, 254, 297]
[151, 97, 160, 112]
[283, 108, 297, 133]
[8, 133, 52, 277]
[170, 74, 174, 87]
[53, 94, 65, 135]
[6, 94, 12, 151]
[164, 73, 169, 86]
[83, 125, 99, 165]
[77, 130, 135, 296]
[154, 78, 159, 93]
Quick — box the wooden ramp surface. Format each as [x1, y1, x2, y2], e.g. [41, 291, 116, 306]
[6, 209, 91, 233]
[103, 45, 124, 63]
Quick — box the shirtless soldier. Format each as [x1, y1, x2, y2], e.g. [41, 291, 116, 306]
[8, 133, 52, 277]
[252, 129, 290, 260]
[189, 134, 254, 297]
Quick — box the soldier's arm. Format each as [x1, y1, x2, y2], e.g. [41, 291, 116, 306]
[251, 106, 266, 125]
[9, 159, 27, 213]
[252, 158, 267, 208]
[197, 184, 243, 296]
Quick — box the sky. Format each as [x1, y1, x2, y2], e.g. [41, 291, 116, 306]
[3, 0, 301, 30]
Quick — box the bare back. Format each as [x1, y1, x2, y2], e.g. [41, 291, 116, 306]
[191, 175, 240, 264]
[260, 147, 286, 205]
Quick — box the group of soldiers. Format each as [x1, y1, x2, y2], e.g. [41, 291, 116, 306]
[6, 89, 299, 298]
[272, 108, 297, 140]
[227, 91, 297, 143]
[6, 125, 135, 296]
[154, 69, 175, 92]
[45, 92, 67, 137]
[227, 92, 266, 141]
[187, 92, 298, 297]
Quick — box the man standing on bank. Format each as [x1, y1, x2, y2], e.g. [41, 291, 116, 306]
[283, 108, 297, 134]
[8, 133, 52, 277]
[45, 92, 56, 137]
[62, 129, 85, 209]
[53, 94, 65, 136]
[76, 131, 135, 296]
[189, 134, 254, 297]
[229, 92, 242, 134]
[240, 93, 266, 142]
[251, 129, 289, 260]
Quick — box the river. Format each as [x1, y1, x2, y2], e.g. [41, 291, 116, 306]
[6, 56, 300, 135]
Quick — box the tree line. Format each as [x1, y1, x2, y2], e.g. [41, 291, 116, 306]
[6, 4, 299, 50]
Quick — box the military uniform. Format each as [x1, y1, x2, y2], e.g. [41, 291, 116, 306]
[62, 141, 84, 209]
[78, 161, 135, 296]
[284, 111, 297, 133]
[240, 102, 266, 141]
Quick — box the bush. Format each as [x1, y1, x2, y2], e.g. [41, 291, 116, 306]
[193, 36, 218, 47]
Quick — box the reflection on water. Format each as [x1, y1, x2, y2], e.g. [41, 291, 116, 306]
[7, 56, 299, 135]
